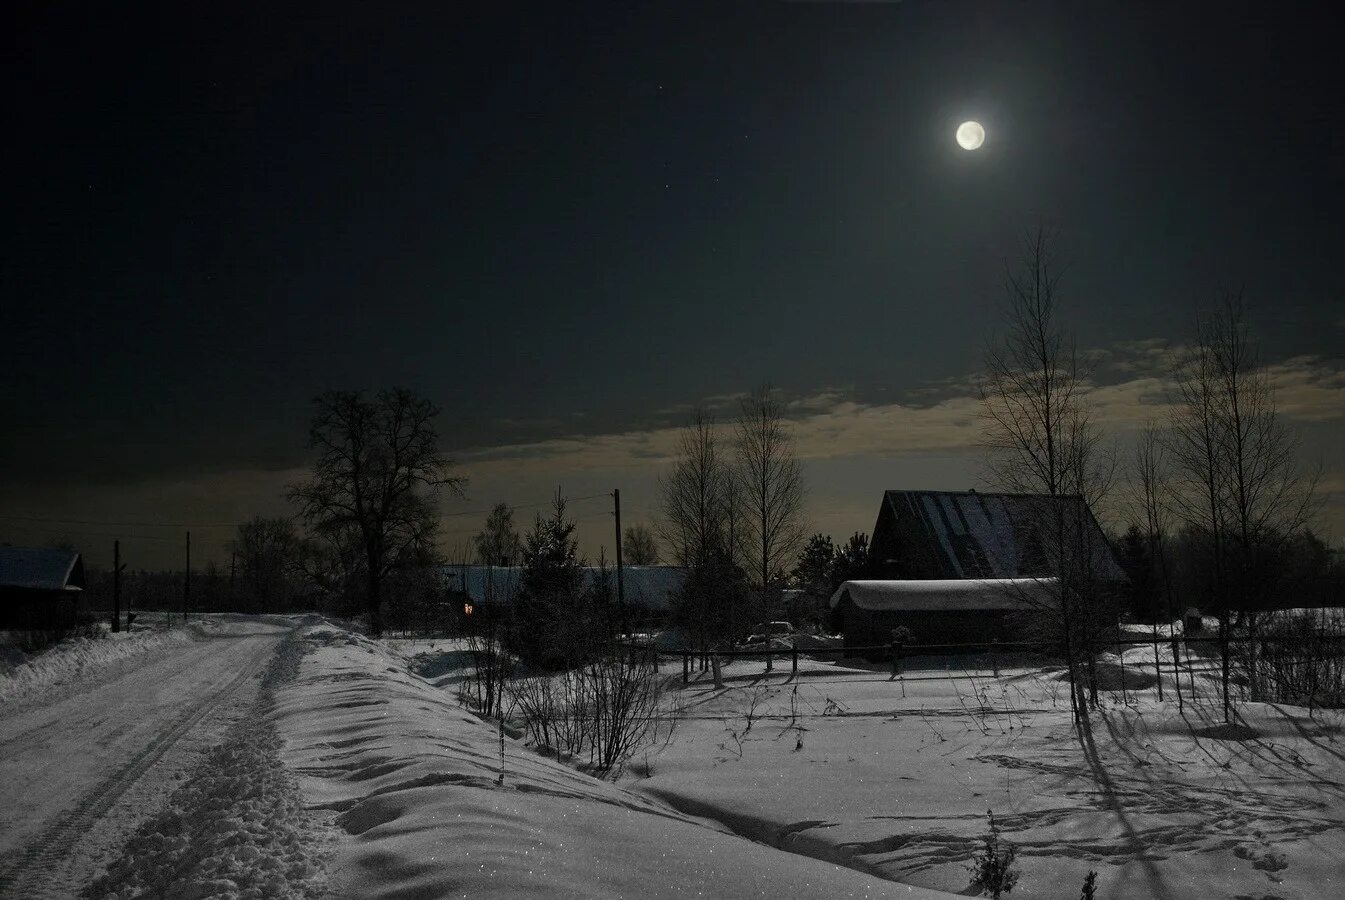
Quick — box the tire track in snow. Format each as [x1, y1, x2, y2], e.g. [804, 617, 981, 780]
[0, 636, 279, 898]
[0, 633, 209, 755]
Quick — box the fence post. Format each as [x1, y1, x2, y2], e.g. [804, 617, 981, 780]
[890, 642, 901, 677]
[791, 643, 798, 678]
[1221, 616, 1231, 723]
[682, 651, 689, 685]
[991, 638, 1000, 678]
[1118, 639, 1128, 706]
[766, 644, 773, 673]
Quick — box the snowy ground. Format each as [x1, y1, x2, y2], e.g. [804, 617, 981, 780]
[0, 616, 294, 897]
[0, 619, 213, 707]
[86, 629, 330, 899]
[276, 629, 952, 898]
[624, 652, 1345, 899]
[11, 615, 1338, 898]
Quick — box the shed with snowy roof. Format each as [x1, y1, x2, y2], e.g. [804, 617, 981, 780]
[0, 545, 88, 630]
[828, 578, 1058, 649]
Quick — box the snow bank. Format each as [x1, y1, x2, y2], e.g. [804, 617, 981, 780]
[275, 624, 952, 898]
[0, 624, 202, 706]
[85, 634, 329, 900]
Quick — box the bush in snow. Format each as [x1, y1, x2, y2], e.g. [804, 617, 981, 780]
[585, 647, 668, 773]
[505, 642, 669, 774]
[460, 623, 514, 718]
[1243, 610, 1345, 710]
[967, 809, 1019, 899]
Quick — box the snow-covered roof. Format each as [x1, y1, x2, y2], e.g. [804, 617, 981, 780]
[0, 546, 85, 592]
[828, 578, 1058, 612]
[440, 565, 687, 611]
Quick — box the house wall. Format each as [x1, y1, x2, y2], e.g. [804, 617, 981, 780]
[0, 588, 85, 630]
[837, 596, 1022, 651]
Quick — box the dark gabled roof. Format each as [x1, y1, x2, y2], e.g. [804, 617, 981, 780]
[440, 565, 688, 611]
[873, 490, 1125, 581]
[0, 546, 86, 591]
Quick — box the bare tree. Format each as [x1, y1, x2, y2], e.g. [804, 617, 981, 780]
[981, 229, 1113, 506]
[1207, 295, 1319, 604]
[229, 516, 300, 613]
[1128, 423, 1181, 707]
[659, 408, 729, 568]
[474, 503, 523, 567]
[622, 524, 660, 566]
[980, 229, 1115, 723]
[288, 389, 464, 636]
[1167, 296, 1320, 713]
[1166, 311, 1231, 610]
[733, 385, 807, 593]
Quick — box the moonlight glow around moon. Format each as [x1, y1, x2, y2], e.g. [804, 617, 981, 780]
[956, 120, 985, 150]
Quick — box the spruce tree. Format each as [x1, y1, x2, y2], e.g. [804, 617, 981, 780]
[512, 493, 590, 669]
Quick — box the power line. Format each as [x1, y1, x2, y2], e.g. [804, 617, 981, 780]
[0, 513, 235, 529]
[0, 491, 614, 532]
[440, 492, 611, 519]
[0, 528, 183, 543]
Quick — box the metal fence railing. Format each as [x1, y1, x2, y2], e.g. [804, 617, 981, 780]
[618, 633, 1345, 686]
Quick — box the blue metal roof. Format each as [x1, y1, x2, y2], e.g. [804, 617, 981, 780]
[440, 565, 687, 611]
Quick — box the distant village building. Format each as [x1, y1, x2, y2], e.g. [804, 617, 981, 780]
[0, 546, 88, 630]
[441, 565, 687, 623]
[831, 490, 1124, 648]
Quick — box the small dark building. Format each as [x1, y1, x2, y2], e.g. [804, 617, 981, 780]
[0, 546, 88, 630]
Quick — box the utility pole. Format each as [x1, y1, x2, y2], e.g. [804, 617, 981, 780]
[229, 549, 236, 604]
[111, 539, 125, 633]
[183, 531, 191, 623]
[613, 489, 626, 636]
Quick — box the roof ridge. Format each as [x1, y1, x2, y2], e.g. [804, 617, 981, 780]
[883, 489, 1087, 501]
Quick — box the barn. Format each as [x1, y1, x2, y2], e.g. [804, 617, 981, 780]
[828, 490, 1125, 649]
[0, 546, 88, 630]
[829, 577, 1058, 650]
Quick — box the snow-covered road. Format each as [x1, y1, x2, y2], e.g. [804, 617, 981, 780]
[0, 618, 290, 898]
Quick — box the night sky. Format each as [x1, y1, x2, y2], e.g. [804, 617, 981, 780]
[5, 2, 1342, 567]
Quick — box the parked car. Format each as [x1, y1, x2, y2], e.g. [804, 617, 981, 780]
[742, 621, 793, 646]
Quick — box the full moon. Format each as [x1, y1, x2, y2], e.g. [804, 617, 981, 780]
[956, 120, 985, 150]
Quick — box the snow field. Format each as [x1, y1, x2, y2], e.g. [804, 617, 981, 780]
[628, 654, 1345, 899]
[275, 626, 954, 898]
